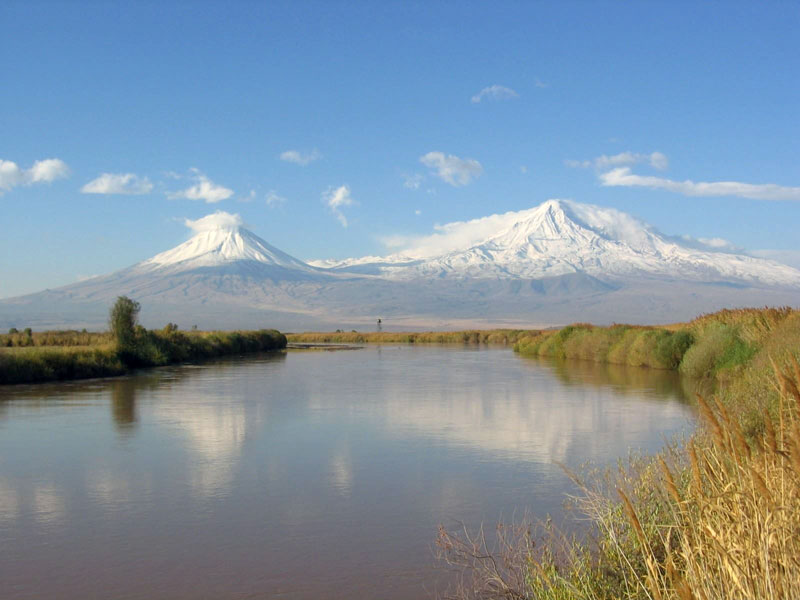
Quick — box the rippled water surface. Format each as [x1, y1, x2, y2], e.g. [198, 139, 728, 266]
[0, 346, 695, 599]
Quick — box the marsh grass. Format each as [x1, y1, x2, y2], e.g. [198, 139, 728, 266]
[0, 346, 126, 384]
[439, 307, 800, 600]
[514, 325, 694, 370]
[0, 330, 112, 348]
[438, 369, 800, 599]
[0, 327, 287, 384]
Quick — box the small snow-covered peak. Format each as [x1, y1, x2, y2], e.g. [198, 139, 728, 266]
[140, 225, 315, 272]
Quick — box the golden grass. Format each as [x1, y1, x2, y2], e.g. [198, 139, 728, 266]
[613, 363, 800, 600]
[438, 307, 800, 600]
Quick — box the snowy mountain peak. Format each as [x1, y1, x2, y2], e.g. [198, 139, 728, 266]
[314, 199, 800, 288]
[487, 199, 592, 248]
[139, 225, 314, 272]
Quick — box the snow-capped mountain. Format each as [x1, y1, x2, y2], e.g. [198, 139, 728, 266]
[312, 200, 800, 288]
[137, 224, 319, 275]
[2, 200, 799, 330]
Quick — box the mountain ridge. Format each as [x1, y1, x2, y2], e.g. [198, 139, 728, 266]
[2, 200, 798, 330]
[312, 200, 800, 287]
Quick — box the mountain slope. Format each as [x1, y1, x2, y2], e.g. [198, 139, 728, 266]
[2, 200, 799, 330]
[136, 226, 319, 276]
[314, 200, 800, 288]
[0, 221, 339, 329]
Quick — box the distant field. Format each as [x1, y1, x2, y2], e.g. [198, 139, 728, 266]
[287, 329, 535, 345]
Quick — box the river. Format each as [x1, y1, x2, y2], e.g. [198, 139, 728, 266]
[0, 345, 695, 599]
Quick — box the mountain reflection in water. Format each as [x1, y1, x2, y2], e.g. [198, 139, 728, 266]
[0, 347, 694, 600]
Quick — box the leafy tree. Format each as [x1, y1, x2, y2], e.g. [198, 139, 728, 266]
[8, 327, 18, 334]
[109, 296, 141, 352]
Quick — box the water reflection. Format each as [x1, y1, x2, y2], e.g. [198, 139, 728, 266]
[328, 444, 354, 497]
[110, 379, 137, 431]
[0, 348, 694, 600]
[0, 478, 19, 523]
[33, 484, 67, 525]
[536, 356, 702, 399]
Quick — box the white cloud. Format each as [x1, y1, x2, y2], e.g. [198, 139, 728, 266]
[648, 152, 669, 170]
[697, 237, 735, 250]
[403, 173, 424, 190]
[0, 158, 70, 194]
[599, 167, 800, 201]
[280, 149, 322, 166]
[169, 169, 234, 204]
[520, 165, 528, 174]
[414, 209, 422, 216]
[674, 234, 741, 254]
[379, 207, 539, 258]
[81, 173, 153, 195]
[420, 151, 483, 186]
[534, 78, 549, 89]
[266, 190, 287, 207]
[567, 151, 668, 171]
[0, 161, 24, 191]
[184, 211, 243, 232]
[750, 250, 800, 269]
[28, 159, 70, 182]
[323, 185, 354, 227]
[471, 85, 519, 104]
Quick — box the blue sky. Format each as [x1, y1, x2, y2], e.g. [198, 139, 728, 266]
[1, 0, 799, 298]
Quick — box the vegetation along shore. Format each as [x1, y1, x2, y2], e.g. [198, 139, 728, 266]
[286, 329, 532, 345]
[438, 306, 800, 599]
[0, 297, 286, 385]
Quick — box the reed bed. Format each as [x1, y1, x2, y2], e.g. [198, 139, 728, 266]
[438, 307, 800, 600]
[1, 329, 112, 348]
[0, 327, 287, 384]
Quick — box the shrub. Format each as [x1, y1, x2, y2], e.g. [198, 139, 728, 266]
[654, 330, 694, 369]
[680, 323, 741, 378]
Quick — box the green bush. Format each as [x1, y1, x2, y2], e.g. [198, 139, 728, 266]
[680, 324, 740, 378]
[654, 330, 694, 369]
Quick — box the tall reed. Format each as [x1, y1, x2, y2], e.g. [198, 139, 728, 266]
[438, 308, 800, 600]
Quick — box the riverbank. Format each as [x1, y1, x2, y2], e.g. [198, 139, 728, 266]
[0, 327, 287, 385]
[439, 306, 800, 599]
[287, 328, 533, 345]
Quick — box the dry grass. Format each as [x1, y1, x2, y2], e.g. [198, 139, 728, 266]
[437, 364, 800, 599]
[439, 308, 800, 600]
[610, 361, 800, 600]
